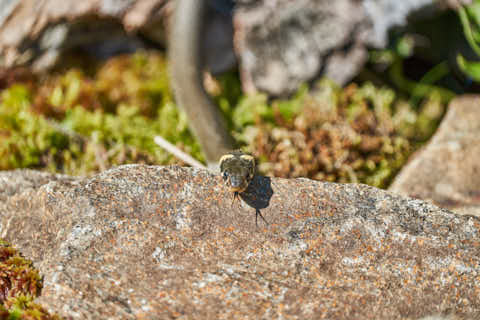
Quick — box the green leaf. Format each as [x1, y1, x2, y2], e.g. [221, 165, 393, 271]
[459, 5, 480, 56]
[457, 54, 480, 81]
[466, 2, 480, 29]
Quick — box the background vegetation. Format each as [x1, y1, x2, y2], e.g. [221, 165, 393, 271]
[0, 48, 453, 188]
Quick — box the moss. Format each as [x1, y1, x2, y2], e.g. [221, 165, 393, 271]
[0, 240, 61, 319]
[0, 51, 201, 175]
[0, 85, 72, 171]
[226, 80, 447, 188]
[0, 51, 449, 187]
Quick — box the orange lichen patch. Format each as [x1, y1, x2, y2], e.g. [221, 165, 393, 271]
[291, 211, 315, 221]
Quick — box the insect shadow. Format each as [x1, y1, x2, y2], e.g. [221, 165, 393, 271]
[239, 175, 273, 227]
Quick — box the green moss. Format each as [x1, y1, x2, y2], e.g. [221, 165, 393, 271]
[229, 81, 447, 188]
[0, 50, 449, 187]
[0, 240, 61, 319]
[0, 52, 202, 175]
[0, 85, 70, 170]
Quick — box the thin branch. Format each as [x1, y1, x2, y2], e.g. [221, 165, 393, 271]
[153, 136, 207, 170]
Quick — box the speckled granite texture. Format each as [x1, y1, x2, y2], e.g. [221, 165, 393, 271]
[1, 165, 479, 319]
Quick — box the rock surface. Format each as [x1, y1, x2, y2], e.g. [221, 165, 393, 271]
[234, 0, 438, 95]
[0, 0, 236, 73]
[1, 165, 480, 319]
[0, 0, 171, 70]
[0, 169, 75, 202]
[390, 95, 480, 217]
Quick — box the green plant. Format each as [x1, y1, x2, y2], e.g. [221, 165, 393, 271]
[0, 52, 203, 175]
[232, 80, 446, 188]
[0, 239, 61, 319]
[457, 0, 480, 80]
[0, 51, 449, 188]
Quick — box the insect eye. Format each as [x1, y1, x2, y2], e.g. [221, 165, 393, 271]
[222, 171, 228, 180]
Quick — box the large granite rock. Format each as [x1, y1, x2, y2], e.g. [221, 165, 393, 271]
[1, 165, 479, 319]
[390, 95, 480, 217]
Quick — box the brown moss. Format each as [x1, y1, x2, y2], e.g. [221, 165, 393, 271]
[0, 240, 61, 319]
[0, 243, 41, 305]
[244, 82, 442, 188]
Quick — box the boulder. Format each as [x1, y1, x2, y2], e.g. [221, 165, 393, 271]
[0, 0, 172, 70]
[234, 0, 439, 95]
[390, 95, 480, 217]
[1, 165, 479, 319]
